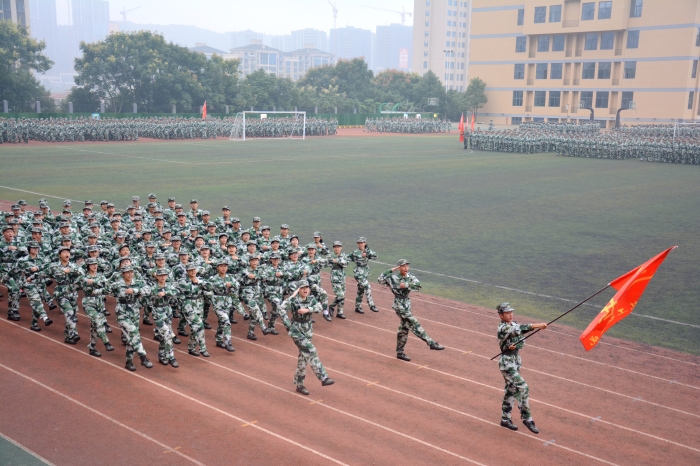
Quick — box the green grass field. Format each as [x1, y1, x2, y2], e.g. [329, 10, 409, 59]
[1, 135, 699, 354]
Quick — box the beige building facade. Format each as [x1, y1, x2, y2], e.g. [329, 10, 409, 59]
[468, 0, 700, 127]
[411, 0, 472, 91]
[1, 0, 30, 28]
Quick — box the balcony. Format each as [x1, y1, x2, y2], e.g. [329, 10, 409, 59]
[563, 78, 570, 85]
[573, 78, 580, 85]
[525, 106, 533, 112]
[527, 78, 534, 85]
[612, 78, 620, 85]
[563, 20, 579, 28]
[529, 51, 536, 58]
[614, 48, 622, 56]
[575, 49, 582, 57]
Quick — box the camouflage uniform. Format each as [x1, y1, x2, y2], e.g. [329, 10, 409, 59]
[178, 272, 210, 355]
[48, 259, 84, 341]
[0, 233, 21, 320]
[15, 253, 49, 327]
[77, 271, 111, 351]
[149, 280, 178, 364]
[261, 258, 286, 330]
[111, 274, 151, 365]
[497, 319, 534, 422]
[348, 242, 378, 312]
[238, 264, 269, 337]
[327, 249, 348, 318]
[207, 271, 239, 348]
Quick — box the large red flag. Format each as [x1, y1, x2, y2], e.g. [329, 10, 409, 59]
[202, 101, 207, 119]
[580, 246, 677, 350]
[470, 112, 475, 131]
[458, 113, 464, 142]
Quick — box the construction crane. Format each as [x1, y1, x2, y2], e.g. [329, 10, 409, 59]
[361, 5, 413, 25]
[328, 1, 338, 29]
[120, 6, 141, 22]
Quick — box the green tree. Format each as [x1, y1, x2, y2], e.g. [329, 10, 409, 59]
[413, 71, 446, 113]
[0, 20, 55, 112]
[372, 70, 420, 110]
[463, 77, 488, 119]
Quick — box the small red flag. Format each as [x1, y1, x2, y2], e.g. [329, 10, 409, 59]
[470, 112, 475, 131]
[458, 113, 464, 142]
[202, 101, 207, 119]
[579, 246, 677, 351]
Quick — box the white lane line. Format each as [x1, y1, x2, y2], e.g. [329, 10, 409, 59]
[360, 281, 700, 368]
[56, 146, 196, 165]
[311, 331, 700, 454]
[369, 260, 700, 329]
[0, 320, 348, 466]
[0, 363, 205, 466]
[345, 315, 700, 418]
[144, 340, 488, 465]
[227, 336, 619, 465]
[0, 431, 57, 466]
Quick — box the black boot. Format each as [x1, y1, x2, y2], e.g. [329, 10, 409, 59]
[296, 385, 309, 395]
[172, 336, 181, 345]
[169, 358, 179, 368]
[142, 317, 153, 326]
[104, 343, 115, 351]
[247, 332, 257, 340]
[429, 342, 445, 350]
[203, 321, 212, 330]
[30, 323, 41, 332]
[89, 347, 102, 357]
[322, 378, 335, 386]
[501, 419, 518, 431]
[125, 361, 136, 371]
[140, 355, 153, 368]
[397, 352, 411, 361]
[370, 305, 379, 312]
[44, 317, 53, 326]
[523, 419, 539, 434]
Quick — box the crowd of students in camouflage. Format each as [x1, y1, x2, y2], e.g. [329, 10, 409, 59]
[0, 116, 338, 143]
[466, 122, 700, 164]
[364, 117, 451, 134]
[0, 195, 445, 394]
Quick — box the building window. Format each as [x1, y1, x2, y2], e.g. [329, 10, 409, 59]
[446, 31, 451, 37]
[424, 51, 428, 57]
[595, 91, 609, 108]
[629, 0, 643, 18]
[552, 34, 565, 51]
[425, 21, 430, 26]
[534, 91, 546, 107]
[517, 8, 524, 25]
[600, 32, 614, 50]
[536, 63, 548, 79]
[627, 30, 639, 49]
[426, 11, 430, 16]
[423, 61, 428, 69]
[689, 92, 695, 110]
[598, 1, 612, 19]
[585, 33, 598, 50]
[514, 64, 525, 79]
[534, 6, 546, 23]
[582, 62, 596, 79]
[550, 5, 562, 22]
[621, 91, 634, 109]
[516, 36, 527, 53]
[580, 91, 593, 107]
[513, 91, 524, 106]
[424, 41, 429, 47]
[549, 91, 561, 107]
[426, 31, 430, 36]
[551, 63, 563, 79]
[538, 35, 550, 52]
[426, 0, 430, 5]
[693, 60, 698, 78]
[624, 61, 636, 78]
[598, 62, 611, 79]
[582, 2, 595, 20]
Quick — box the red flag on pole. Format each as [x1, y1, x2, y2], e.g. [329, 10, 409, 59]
[202, 101, 207, 120]
[458, 113, 465, 142]
[579, 246, 677, 351]
[470, 112, 475, 131]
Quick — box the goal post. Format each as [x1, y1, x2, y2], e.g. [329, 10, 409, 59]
[229, 111, 306, 141]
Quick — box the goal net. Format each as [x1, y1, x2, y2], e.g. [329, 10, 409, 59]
[229, 111, 306, 141]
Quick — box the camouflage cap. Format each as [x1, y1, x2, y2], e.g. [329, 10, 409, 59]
[10, 204, 20, 210]
[215, 260, 228, 267]
[297, 280, 310, 288]
[126, 205, 135, 210]
[154, 212, 164, 217]
[287, 249, 299, 256]
[280, 224, 289, 229]
[32, 219, 43, 224]
[18, 200, 27, 205]
[63, 200, 71, 206]
[261, 225, 270, 231]
[270, 253, 281, 260]
[246, 240, 257, 246]
[167, 197, 176, 202]
[207, 222, 216, 228]
[240, 230, 250, 236]
[248, 254, 260, 261]
[88, 246, 100, 252]
[497, 303, 515, 314]
[26, 241, 40, 249]
[116, 231, 127, 238]
[271, 236, 280, 243]
[87, 233, 97, 239]
[253, 217, 261, 222]
[333, 241, 342, 247]
[31, 228, 43, 234]
[177, 212, 186, 217]
[178, 250, 189, 256]
[222, 206, 230, 211]
[202, 210, 210, 216]
[396, 259, 410, 266]
[154, 253, 165, 260]
[190, 199, 198, 204]
[162, 228, 171, 234]
[119, 256, 132, 264]
[61, 235, 72, 242]
[290, 234, 299, 240]
[100, 200, 108, 205]
[57, 246, 71, 253]
[313, 231, 321, 238]
[133, 215, 142, 221]
[156, 268, 169, 275]
[306, 243, 316, 250]
[147, 202, 156, 208]
[118, 243, 130, 251]
[85, 257, 98, 265]
[82, 206, 92, 211]
[218, 232, 229, 238]
[121, 265, 134, 273]
[148, 193, 157, 199]
[194, 235, 204, 241]
[145, 242, 157, 248]
[85, 199, 93, 205]
[231, 217, 240, 223]
[171, 236, 182, 242]
[59, 222, 71, 228]
[357, 237, 367, 243]
[34, 210, 44, 215]
[110, 218, 120, 223]
[185, 263, 197, 271]
[106, 203, 115, 208]
[7, 219, 18, 225]
[226, 242, 238, 248]
[132, 196, 140, 201]
[200, 244, 210, 250]
[175, 204, 183, 209]
[189, 225, 199, 230]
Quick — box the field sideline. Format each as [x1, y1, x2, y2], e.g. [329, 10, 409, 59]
[1, 133, 698, 354]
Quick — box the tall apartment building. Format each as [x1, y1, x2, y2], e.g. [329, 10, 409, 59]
[72, 0, 109, 44]
[374, 23, 413, 73]
[469, 0, 700, 127]
[330, 26, 373, 65]
[411, 0, 471, 91]
[264, 28, 329, 53]
[1, 0, 31, 27]
[28, 0, 57, 65]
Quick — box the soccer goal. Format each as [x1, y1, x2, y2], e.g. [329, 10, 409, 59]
[229, 111, 306, 141]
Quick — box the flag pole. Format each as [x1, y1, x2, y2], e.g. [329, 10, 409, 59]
[489, 284, 611, 360]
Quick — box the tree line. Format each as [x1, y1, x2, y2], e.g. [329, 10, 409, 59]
[0, 25, 487, 120]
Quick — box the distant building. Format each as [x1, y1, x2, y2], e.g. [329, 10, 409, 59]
[330, 26, 373, 66]
[231, 29, 264, 49]
[374, 23, 413, 73]
[226, 41, 283, 77]
[280, 47, 335, 81]
[264, 28, 329, 53]
[28, 0, 56, 61]
[1, 0, 31, 27]
[411, 0, 471, 91]
[189, 43, 226, 59]
[72, 0, 110, 45]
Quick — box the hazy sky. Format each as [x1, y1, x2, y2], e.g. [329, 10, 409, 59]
[55, 0, 415, 34]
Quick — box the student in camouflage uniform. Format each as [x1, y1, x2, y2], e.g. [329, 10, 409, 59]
[178, 263, 211, 357]
[302, 244, 330, 321]
[261, 252, 285, 333]
[348, 237, 378, 313]
[78, 258, 114, 357]
[496, 302, 547, 434]
[208, 260, 237, 352]
[239, 255, 271, 340]
[280, 281, 335, 396]
[0, 226, 21, 321]
[111, 265, 153, 371]
[327, 241, 348, 320]
[16, 241, 53, 330]
[150, 269, 179, 367]
[378, 260, 444, 361]
[48, 246, 84, 344]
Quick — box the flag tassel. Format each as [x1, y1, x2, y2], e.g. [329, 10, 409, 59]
[489, 284, 611, 361]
